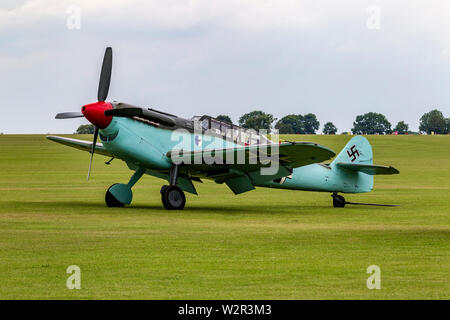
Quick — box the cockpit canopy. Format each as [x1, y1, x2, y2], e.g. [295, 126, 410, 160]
[191, 115, 271, 146]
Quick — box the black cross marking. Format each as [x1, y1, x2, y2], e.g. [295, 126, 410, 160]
[347, 145, 360, 162]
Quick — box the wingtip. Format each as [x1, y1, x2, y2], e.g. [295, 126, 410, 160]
[390, 166, 400, 174]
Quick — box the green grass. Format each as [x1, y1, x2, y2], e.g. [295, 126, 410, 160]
[0, 134, 449, 299]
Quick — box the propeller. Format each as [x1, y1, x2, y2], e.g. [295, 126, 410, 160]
[87, 47, 112, 180]
[54, 47, 114, 181]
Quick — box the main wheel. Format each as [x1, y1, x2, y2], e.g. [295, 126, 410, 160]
[161, 185, 186, 210]
[160, 185, 170, 210]
[333, 195, 346, 208]
[160, 185, 169, 195]
[105, 184, 126, 207]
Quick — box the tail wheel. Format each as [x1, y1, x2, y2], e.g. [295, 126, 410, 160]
[161, 185, 185, 210]
[332, 194, 346, 208]
[105, 184, 126, 207]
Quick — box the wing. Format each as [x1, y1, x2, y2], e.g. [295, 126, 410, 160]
[167, 142, 336, 194]
[168, 142, 335, 169]
[337, 163, 399, 175]
[46, 135, 113, 157]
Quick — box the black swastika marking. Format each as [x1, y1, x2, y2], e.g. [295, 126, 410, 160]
[347, 145, 360, 162]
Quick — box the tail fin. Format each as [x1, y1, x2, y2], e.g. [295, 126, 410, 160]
[329, 136, 399, 193]
[331, 136, 374, 193]
[331, 135, 373, 167]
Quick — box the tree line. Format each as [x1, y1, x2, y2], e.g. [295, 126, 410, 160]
[217, 109, 449, 135]
[76, 109, 450, 135]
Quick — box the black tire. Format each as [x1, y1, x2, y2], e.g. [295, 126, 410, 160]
[333, 195, 346, 208]
[161, 185, 186, 210]
[160, 185, 169, 195]
[105, 184, 125, 207]
[160, 185, 170, 210]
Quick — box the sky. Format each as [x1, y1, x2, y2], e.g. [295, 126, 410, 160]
[1, 0, 450, 133]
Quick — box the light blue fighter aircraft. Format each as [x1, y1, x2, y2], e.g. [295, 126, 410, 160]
[48, 48, 399, 210]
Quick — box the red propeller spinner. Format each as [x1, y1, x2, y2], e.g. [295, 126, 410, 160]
[81, 101, 112, 129]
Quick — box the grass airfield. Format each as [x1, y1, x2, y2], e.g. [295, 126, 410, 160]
[0, 134, 448, 299]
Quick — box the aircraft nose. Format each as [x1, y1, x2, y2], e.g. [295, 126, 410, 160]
[81, 101, 113, 129]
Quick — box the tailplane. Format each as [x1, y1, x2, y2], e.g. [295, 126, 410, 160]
[331, 135, 399, 175]
[330, 135, 399, 194]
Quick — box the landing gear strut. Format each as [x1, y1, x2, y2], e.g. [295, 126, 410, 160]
[332, 193, 346, 208]
[161, 164, 186, 210]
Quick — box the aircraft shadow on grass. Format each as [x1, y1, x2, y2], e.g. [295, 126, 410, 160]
[4, 200, 385, 217]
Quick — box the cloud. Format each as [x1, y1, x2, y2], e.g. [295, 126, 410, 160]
[1, 1, 450, 133]
[0, 0, 318, 31]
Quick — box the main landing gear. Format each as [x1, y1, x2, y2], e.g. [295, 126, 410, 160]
[332, 192, 346, 208]
[160, 164, 185, 210]
[104, 165, 186, 210]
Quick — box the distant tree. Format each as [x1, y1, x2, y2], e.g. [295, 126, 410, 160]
[303, 113, 320, 134]
[323, 122, 337, 135]
[238, 110, 275, 131]
[419, 109, 447, 134]
[275, 114, 304, 134]
[274, 122, 295, 134]
[393, 121, 409, 134]
[216, 114, 233, 124]
[75, 124, 95, 134]
[274, 113, 320, 134]
[351, 112, 391, 135]
[447, 118, 450, 134]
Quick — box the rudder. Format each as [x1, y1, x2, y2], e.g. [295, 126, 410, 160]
[331, 136, 374, 193]
[331, 135, 373, 166]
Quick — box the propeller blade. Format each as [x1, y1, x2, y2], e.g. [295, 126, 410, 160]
[87, 126, 99, 181]
[55, 112, 84, 119]
[97, 47, 112, 102]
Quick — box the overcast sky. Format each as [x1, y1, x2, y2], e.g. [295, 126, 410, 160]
[1, 0, 450, 133]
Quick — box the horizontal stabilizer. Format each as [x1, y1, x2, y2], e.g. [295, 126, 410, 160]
[337, 163, 399, 175]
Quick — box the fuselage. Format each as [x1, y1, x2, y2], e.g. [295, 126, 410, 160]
[98, 117, 371, 194]
[257, 163, 372, 193]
